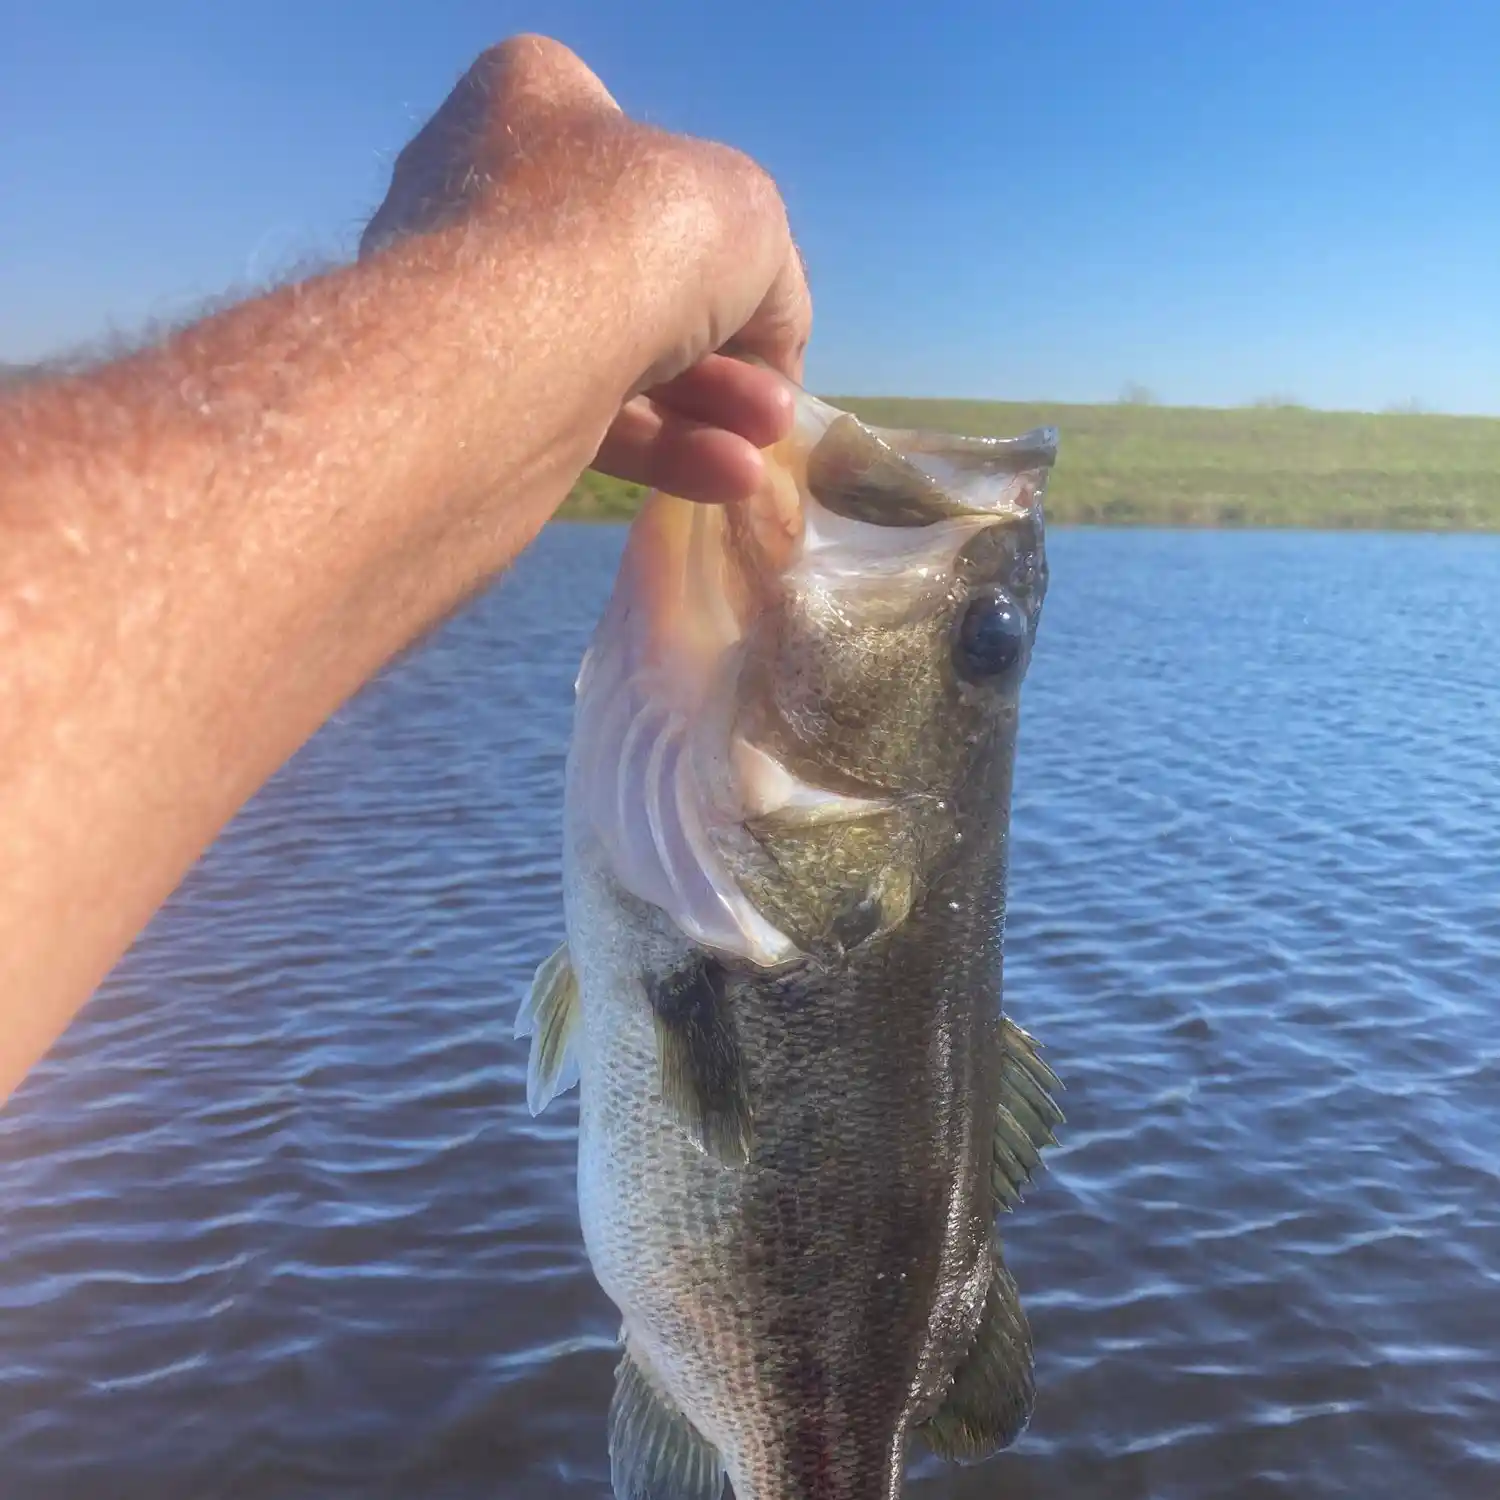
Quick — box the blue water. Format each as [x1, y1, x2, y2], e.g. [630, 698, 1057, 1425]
[2, 525, 1498, 1499]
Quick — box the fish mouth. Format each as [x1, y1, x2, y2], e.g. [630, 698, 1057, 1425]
[796, 402, 1056, 530]
[569, 382, 1055, 968]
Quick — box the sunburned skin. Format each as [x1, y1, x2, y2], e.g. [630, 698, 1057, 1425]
[0, 36, 811, 1105]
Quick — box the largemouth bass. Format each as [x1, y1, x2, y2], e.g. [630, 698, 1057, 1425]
[518, 380, 1063, 1500]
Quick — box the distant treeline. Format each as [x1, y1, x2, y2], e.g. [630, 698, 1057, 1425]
[562, 396, 1500, 532]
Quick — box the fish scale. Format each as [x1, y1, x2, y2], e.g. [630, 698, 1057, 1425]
[517, 376, 1063, 1499]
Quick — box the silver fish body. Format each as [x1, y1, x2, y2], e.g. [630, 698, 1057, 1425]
[519, 384, 1062, 1500]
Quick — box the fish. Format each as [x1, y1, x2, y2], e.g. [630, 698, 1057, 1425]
[516, 376, 1063, 1500]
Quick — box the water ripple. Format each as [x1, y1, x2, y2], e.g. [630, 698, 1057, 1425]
[2, 526, 1499, 1497]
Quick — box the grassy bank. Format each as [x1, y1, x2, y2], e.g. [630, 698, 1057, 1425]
[561, 398, 1500, 531]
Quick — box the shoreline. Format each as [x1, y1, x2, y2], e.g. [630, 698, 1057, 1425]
[551, 514, 1500, 536]
[559, 394, 1500, 534]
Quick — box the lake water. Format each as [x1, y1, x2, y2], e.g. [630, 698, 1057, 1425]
[2, 524, 1499, 1500]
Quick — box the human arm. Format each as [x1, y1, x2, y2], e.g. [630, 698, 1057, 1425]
[0, 36, 810, 1102]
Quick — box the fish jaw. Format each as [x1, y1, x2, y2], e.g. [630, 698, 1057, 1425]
[567, 489, 803, 969]
[568, 382, 1054, 975]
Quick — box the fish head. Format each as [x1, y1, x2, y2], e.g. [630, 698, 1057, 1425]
[569, 381, 1055, 971]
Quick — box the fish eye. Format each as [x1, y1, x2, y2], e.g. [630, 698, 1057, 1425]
[954, 590, 1028, 681]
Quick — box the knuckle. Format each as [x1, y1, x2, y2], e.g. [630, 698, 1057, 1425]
[469, 35, 604, 108]
[710, 143, 781, 209]
[472, 35, 548, 80]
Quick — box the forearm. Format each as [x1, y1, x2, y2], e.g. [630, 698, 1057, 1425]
[0, 205, 645, 1098]
[0, 32, 810, 1105]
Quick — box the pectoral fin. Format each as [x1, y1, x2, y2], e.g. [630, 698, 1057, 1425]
[515, 943, 581, 1116]
[609, 1343, 725, 1500]
[992, 1016, 1064, 1209]
[918, 1251, 1035, 1461]
[647, 956, 752, 1167]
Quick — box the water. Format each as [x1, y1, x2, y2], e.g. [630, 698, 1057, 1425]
[3, 525, 1499, 1499]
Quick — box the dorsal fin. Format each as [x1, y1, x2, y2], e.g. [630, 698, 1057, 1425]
[921, 1020, 1060, 1460]
[917, 1249, 1035, 1461]
[992, 1016, 1064, 1209]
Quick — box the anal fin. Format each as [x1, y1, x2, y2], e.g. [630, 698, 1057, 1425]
[992, 1015, 1064, 1209]
[610, 1344, 724, 1500]
[515, 943, 581, 1116]
[918, 1249, 1035, 1461]
[648, 956, 752, 1166]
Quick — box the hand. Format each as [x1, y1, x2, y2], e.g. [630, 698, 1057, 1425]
[361, 36, 812, 505]
[0, 37, 810, 1101]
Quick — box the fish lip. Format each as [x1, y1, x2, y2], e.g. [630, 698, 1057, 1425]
[797, 402, 1055, 533]
[895, 424, 1060, 476]
[793, 385, 1059, 478]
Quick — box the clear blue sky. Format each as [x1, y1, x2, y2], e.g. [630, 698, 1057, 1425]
[3, 0, 1496, 413]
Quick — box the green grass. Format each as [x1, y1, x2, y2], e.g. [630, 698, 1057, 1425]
[559, 398, 1500, 531]
[561, 465, 652, 521]
[7, 352, 1495, 531]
